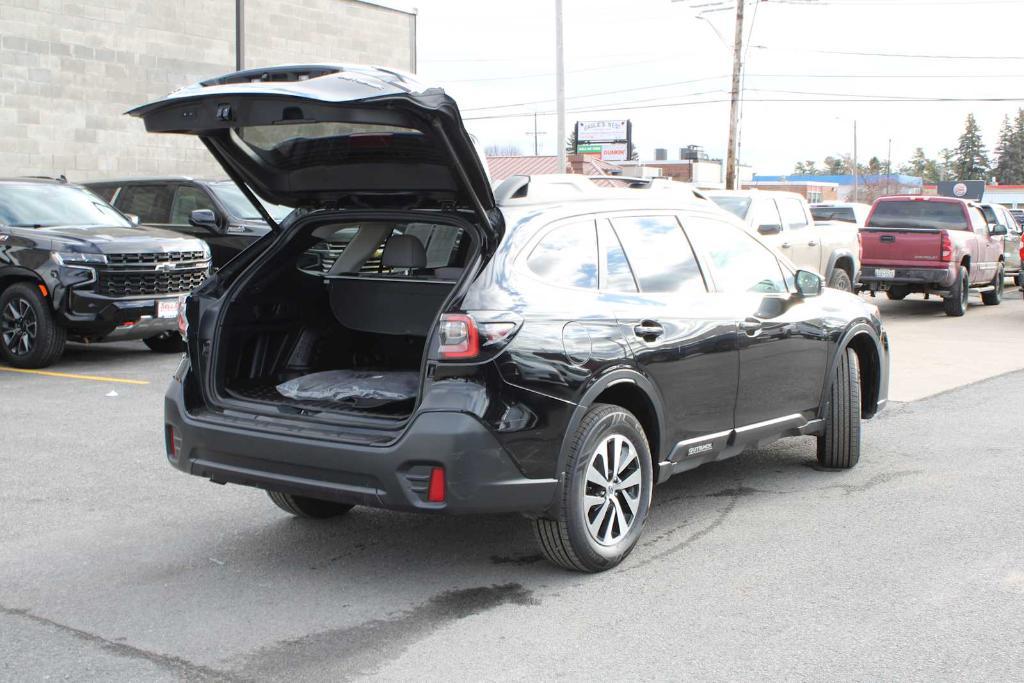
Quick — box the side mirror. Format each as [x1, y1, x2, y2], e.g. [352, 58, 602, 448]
[189, 209, 219, 231]
[990, 223, 1008, 236]
[795, 269, 823, 297]
[758, 224, 782, 235]
[124, 213, 140, 225]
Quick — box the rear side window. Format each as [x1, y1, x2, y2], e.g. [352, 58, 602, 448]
[709, 195, 751, 220]
[598, 222, 638, 293]
[610, 216, 706, 295]
[527, 221, 598, 289]
[89, 185, 119, 202]
[117, 185, 173, 224]
[867, 200, 968, 231]
[685, 217, 787, 294]
[777, 198, 809, 229]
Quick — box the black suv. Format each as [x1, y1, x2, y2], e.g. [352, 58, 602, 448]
[0, 178, 211, 368]
[137, 65, 889, 572]
[85, 177, 291, 267]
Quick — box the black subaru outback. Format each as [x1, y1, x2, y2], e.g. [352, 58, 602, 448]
[0, 178, 211, 368]
[137, 65, 889, 572]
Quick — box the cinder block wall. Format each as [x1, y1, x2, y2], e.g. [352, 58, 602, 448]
[0, 0, 415, 180]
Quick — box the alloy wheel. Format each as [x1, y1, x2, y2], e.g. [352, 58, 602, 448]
[584, 434, 643, 546]
[1, 297, 37, 356]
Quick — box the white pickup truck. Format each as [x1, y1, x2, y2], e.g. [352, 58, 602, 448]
[706, 190, 861, 291]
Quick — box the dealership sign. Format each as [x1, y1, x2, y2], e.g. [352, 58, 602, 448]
[575, 119, 632, 160]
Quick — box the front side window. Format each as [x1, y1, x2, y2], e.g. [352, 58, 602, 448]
[0, 183, 130, 228]
[708, 195, 751, 220]
[117, 185, 173, 224]
[777, 198, 809, 230]
[751, 199, 783, 230]
[610, 215, 706, 295]
[685, 217, 788, 294]
[169, 186, 216, 225]
[527, 221, 598, 289]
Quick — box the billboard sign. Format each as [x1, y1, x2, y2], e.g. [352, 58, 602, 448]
[575, 119, 632, 159]
[937, 180, 985, 201]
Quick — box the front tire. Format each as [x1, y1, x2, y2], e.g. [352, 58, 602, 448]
[534, 403, 654, 572]
[267, 491, 354, 519]
[981, 263, 1004, 306]
[827, 268, 853, 292]
[817, 347, 861, 469]
[943, 266, 969, 317]
[0, 283, 66, 369]
[143, 332, 185, 353]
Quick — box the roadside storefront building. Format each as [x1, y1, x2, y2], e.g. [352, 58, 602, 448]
[0, 0, 416, 180]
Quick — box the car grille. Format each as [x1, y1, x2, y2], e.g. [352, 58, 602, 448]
[93, 252, 210, 297]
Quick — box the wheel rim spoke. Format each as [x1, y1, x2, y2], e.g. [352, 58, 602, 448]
[583, 432, 644, 547]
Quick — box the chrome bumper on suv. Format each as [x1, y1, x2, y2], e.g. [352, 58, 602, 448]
[163, 375, 558, 514]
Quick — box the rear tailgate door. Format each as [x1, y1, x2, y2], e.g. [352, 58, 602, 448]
[862, 197, 967, 267]
[860, 227, 943, 267]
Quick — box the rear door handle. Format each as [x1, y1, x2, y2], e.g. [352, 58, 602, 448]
[633, 321, 665, 340]
[739, 318, 763, 335]
[780, 242, 791, 249]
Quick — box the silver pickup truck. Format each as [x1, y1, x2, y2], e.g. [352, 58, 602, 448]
[707, 190, 861, 292]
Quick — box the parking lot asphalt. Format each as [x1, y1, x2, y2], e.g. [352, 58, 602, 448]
[2, 297, 1024, 681]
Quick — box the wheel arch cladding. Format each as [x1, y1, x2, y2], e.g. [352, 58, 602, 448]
[834, 254, 855, 278]
[591, 383, 661, 466]
[845, 332, 881, 419]
[0, 271, 44, 296]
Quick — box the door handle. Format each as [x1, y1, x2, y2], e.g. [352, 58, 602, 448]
[739, 318, 763, 335]
[807, 240, 818, 246]
[780, 242, 791, 249]
[633, 321, 665, 340]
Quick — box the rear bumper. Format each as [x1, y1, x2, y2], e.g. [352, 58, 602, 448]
[163, 378, 558, 515]
[858, 264, 956, 289]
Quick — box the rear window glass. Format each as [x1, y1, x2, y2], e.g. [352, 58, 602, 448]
[811, 206, 855, 223]
[611, 216, 706, 295]
[709, 196, 751, 220]
[867, 200, 968, 231]
[238, 122, 423, 152]
[301, 222, 466, 276]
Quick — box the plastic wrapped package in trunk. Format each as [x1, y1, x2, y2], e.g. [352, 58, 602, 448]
[276, 369, 419, 408]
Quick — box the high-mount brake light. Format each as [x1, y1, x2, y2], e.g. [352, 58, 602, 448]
[438, 314, 479, 359]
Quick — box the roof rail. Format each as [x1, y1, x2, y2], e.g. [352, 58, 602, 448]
[495, 173, 710, 206]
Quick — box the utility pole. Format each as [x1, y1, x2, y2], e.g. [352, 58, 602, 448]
[852, 120, 859, 202]
[555, 0, 566, 174]
[724, 0, 745, 190]
[526, 112, 547, 155]
[235, 0, 245, 71]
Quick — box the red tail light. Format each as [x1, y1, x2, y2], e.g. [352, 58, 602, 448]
[438, 314, 479, 359]
[940, 231, 953, 262]
[427, 466, 446, 502]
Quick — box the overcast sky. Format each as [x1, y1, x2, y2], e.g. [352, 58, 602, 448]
[413, 0, 1024, 174]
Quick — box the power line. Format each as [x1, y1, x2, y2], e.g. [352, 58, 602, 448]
[461, 76, 728, 112]
[755, 46, 1024, 60]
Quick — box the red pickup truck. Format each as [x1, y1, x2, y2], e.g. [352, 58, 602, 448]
[858, 196, 1008, 316]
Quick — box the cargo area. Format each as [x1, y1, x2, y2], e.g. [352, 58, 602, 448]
[215, 217, 473, 419]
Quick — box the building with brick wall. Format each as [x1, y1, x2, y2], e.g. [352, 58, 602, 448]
[743, 180, 839, 203]
[0, 0, 416, 180]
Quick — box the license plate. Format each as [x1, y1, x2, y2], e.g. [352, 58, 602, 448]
[157, 300, 178, 319]
[875, 268, 895, 279]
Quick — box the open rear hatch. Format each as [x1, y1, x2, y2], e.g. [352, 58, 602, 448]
[129, 65, 501, 425]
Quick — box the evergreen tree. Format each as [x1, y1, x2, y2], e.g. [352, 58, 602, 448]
[1011, 108, 1024, 183]
[899, 147, 929, 178]
[993, 115, 1017, 184]
[793, 160, 818, 175]
[952, 113, 990, 180]
[867, 156, 883, 174]
[938, 148, 957, 182]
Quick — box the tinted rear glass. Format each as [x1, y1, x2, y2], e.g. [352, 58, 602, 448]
[811, 206, 855, 223]
[867, 201, 968, 230]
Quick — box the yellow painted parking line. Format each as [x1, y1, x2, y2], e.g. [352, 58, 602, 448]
[0, 366, 149, 385]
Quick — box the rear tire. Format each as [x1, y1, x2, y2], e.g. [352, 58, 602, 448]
[827, 268, 853, 292]
[267, 490, 354, 519]
[981, 263, 1004, 306]
[143, 332, 185, 353]
[816, 347, 861, 469]
[943, 266, 969, 317]
[885, 287, 908, 301]
[533, 403, 654, 572]
[0, 283, 66, 369]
